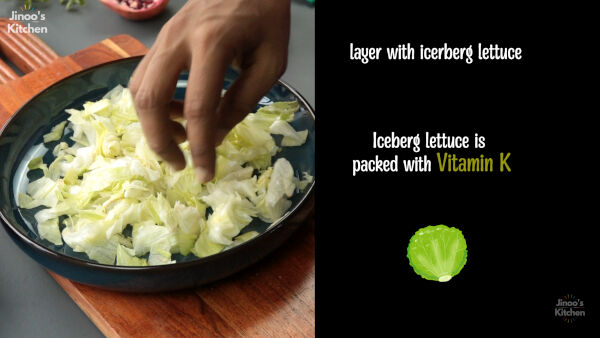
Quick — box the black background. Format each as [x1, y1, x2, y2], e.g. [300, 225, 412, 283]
[315, 2, 594, 333]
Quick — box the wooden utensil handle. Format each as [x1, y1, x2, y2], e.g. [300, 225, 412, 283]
[0, 59, 18, 83]
[0, 19, 59, 78]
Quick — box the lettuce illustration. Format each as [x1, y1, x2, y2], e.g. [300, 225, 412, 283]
[407, 225, 467, 282]
[18, 85, 312, 266]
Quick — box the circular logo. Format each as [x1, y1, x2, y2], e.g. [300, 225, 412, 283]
[555, 294, 585, 323]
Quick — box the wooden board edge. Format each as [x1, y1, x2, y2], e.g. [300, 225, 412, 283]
[49, 271, 121, 338]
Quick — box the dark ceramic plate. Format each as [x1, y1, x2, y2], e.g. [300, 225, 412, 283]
[0, 56, 315, 292]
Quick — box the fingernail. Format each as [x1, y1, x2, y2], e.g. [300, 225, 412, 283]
[196, 167, 211, 183]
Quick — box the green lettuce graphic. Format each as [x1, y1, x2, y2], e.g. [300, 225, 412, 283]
[407, 225, 467, 282]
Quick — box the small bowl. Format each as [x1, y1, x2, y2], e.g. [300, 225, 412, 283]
[99, 0, 170, 21]
[0, 56, 315, 292]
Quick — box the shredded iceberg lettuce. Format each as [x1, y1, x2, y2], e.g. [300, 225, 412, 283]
[18, 86, 312, 266]
[43, 120, 67, 143]
[269, 120, 308, 146]
[116, 244, 148, 266]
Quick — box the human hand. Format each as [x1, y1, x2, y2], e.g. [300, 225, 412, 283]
[129, 0, 291, 182]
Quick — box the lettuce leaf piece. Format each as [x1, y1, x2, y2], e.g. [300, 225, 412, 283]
[164, 167, 204, 208]
[22, 177, 63, 208]
[103, 84, 125, 101]
[225, 231, 259, 250]
[266, 158, 295, 207]
[67, 108, 97, 146]
[121, 122, 143, 150]
[254, 158, 296, 223]
[36, 217, 62, 246]
[32, 202, 73, 246]
[258, 101, 299, 117]
[407, 225, 468, 282]
[61, 217, 118, 265]
[56, 146, 96, 178]
[295, 171, 314, 191]
[191, 227, 225, 258]
[116, 244, 148, 266]
[149, 243, 176, 265]
[214, 155, 241, 179]
[269, 120, 308, 147]
[83, 99, 112, 117]
[204, 193, 256, 245]
[18, 193, 35, 209]
[173, 201, 203, 255]
[52, 142, 70, 157]
[104, 199, 147, 239]
[123, 180, 152, 200]
[240, 101, 298, 132]
[256, 197, 292, 224]
[132, 222, 176, 265]
[217, 123, 278, 170]
[27, 156, 48, 175]
[132, 222, 168, 256]
[203, 178, 257, 207]
[176, 231, 199, 256]
[110, 87, 139, 129]
[153, 193, 178, 230]
[43, 120, 67, 143]
[254, 101, 298, 123]
[101, 133, 122, 158]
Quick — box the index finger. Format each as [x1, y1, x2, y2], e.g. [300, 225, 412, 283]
[132, 51, 186, 170]
[185, 48, 231, 182]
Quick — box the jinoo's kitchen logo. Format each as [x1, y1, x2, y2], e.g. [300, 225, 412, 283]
[7, 1, 48, 34]
[555, 294, 585, 323]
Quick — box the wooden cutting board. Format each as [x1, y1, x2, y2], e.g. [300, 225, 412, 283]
[0, 19, 315, 337]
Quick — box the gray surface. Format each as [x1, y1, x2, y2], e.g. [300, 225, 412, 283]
[0, 1, 314, 337]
